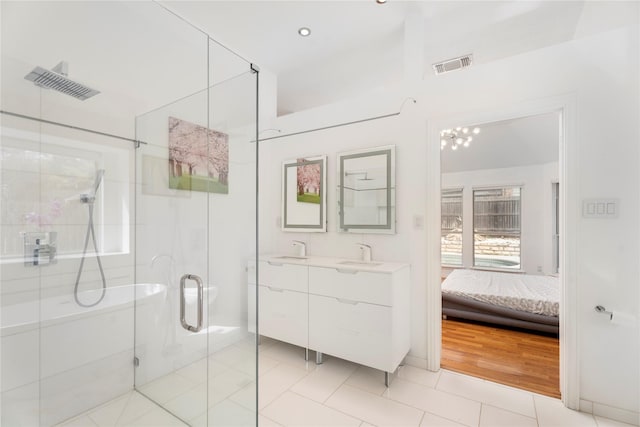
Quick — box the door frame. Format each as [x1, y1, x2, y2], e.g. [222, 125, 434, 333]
[425, 94, 579, 409]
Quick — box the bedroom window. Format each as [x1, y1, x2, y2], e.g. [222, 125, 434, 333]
[441, 188, 463, 266]
[473, 186, 521, 270]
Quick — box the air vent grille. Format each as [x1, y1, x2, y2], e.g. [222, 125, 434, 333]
[432, 54, 473, 75]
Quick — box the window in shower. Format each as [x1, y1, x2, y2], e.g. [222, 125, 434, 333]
[0, 126, 131, 259]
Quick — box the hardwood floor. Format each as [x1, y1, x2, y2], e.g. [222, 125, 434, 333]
[441, 318, 560, 398]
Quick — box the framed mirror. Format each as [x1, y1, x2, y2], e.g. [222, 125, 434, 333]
[282, 155, 327, 232]
[337, 145, 395, 234]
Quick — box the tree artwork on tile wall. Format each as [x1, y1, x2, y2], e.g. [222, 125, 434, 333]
[168, 116, 229, 194]
[296, 158, 321, 204]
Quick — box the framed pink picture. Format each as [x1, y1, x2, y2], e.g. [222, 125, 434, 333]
[168, 116, 229, 194]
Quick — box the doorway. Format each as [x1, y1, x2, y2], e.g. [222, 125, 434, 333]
[426, 99, 578, 407]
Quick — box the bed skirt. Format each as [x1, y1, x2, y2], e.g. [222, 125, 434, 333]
[442, 293, 559, 334]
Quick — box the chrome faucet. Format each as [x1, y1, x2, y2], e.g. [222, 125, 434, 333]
[292, 240, 306, 257]
[356, 243, 372, 262]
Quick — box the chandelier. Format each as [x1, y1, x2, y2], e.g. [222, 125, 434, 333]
[440, 126, 480, 151]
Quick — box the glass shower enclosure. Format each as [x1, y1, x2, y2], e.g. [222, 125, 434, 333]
[133, 41, 259, 426]
[0, 2, 258, 426]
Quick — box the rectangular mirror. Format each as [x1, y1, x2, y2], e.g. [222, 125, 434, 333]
[337, 145, 395, 234]
[282, 155, 327, 232]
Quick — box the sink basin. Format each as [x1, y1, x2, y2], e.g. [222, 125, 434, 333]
[337, 261, 382, 267]
[271, 256, 308, 260]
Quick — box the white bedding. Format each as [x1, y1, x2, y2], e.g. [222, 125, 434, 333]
[442, 269, 559, 317]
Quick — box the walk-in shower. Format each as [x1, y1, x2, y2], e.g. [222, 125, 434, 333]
[1, 2, 258, 426]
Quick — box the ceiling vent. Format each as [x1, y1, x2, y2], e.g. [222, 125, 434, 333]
[432, 54, 473, 75]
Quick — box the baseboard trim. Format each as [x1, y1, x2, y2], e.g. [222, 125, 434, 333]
[403, 354, 428, 370]
[593, 401, 639, 426]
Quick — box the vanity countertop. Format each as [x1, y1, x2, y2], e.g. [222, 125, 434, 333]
[259, 253, 409, 273]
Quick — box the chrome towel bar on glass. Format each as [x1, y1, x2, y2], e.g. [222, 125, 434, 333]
[180, 274, 203, 332]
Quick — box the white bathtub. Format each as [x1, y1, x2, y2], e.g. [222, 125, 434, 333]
[0, 283, 168, 426]
[1, 283, 167, 337]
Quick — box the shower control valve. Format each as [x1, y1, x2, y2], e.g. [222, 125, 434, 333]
[23, 231, 57, 266]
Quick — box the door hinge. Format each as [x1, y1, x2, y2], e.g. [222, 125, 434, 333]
[133, 356, 140, 367]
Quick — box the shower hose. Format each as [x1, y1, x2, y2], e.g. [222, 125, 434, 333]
[73, 201, 106, 307]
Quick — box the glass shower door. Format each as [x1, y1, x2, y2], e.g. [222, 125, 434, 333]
[205, 39, 258, 427]
[134, 89, 211, 425]
[133, 38, 258, 426]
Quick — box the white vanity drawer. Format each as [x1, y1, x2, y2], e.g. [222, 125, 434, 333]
[258, 261, 308, 292]
[258, 285, 308, 348]
[309, 294, 393, 372]
[308, 266, 392, 306]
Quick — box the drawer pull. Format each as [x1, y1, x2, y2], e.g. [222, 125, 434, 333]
[267, 286, 285, 292]
[267, 261, 284, 266]
[336, 297, 359, 305]
[336, 268, 358, 274]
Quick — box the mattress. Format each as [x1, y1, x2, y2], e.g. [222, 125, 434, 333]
[441, 269, 559, 317]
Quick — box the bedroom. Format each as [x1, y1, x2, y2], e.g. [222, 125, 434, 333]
[439, 112, 561, 397]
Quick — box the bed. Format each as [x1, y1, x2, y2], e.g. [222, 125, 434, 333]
[441, 269, 559, 334]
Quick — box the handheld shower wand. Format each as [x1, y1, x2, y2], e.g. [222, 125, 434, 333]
[79, 169, 105, 204]
[93, 169, 105, 194]
[74, 169, 107, 307]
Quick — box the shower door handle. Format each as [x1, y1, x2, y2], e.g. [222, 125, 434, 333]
[180, 274, 203, 333]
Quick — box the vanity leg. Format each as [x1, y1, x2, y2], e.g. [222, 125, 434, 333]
[385, 371, 390, 387]
[305, 348, 309, 361]
[315, 352, 323, 365]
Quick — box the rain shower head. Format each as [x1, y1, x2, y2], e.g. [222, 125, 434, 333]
[24, 61, 100, 101]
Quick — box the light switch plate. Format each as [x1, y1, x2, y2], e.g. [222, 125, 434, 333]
[582, 199, 619, 218]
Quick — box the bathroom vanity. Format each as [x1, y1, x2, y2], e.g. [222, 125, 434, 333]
[248, 254, 410, 385]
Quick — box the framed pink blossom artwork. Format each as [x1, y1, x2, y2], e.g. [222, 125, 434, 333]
[282, 155, 327, 232]
[296, 158, 321, 204]
[168, 116, 229, 194]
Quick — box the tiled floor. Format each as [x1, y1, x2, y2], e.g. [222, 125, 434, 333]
[58, 337, 633, 427]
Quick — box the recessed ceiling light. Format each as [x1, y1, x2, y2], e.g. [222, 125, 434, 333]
[298, 27, 311, 37]
[376, 0, 387, 4]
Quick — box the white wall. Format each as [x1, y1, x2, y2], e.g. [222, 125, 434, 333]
[442, 162, 559, 275]
[258, 22, 639, 424]
[259, 101, 428, 362]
